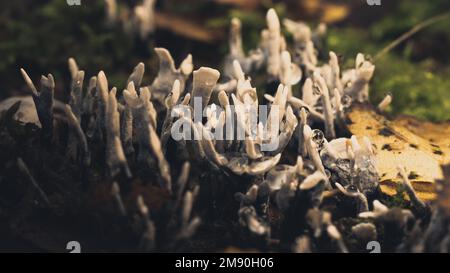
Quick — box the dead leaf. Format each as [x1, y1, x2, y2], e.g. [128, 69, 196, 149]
[297, 0, 349, 23]
[155, 12, 223, 43]
[320, 3, 350, 24]
[214, 0, 260, 10]
[395, 116, 450, 163]
[346, 104, 450, 201]
[301, 0, 321, 16]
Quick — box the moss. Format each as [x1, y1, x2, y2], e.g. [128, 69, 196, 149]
[0, 0, 144, 94]
[372, 55, 450, 122]
[326, 25, 450, 122]
[380, 184, 412, 209]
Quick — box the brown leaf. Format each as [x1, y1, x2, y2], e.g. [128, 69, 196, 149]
[320, 3, 350, 24]
[214, 0, 260, 10]
[297, 0, 350, 23]
[301, 0, 321, 16]
[155, 12, 223, 43]
[346, 104, 450, 201]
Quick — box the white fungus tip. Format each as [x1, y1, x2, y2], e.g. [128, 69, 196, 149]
[266, 8, 280, 30]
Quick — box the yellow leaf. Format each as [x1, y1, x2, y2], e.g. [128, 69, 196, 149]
[320, 4, 349, 24]
[347, 104, 450, 201]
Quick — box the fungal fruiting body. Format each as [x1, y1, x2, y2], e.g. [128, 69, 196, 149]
[1, 8, 447, 254]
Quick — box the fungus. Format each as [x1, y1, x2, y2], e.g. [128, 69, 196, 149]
[20, 68, 54, 140]
[343, 53, 375, 102]
[326, 224, 348, 253]
[351, 222, 377, 244]
[292, 236, 312, 253]
[265, 8, 282, 80]
[105, 0, 118, 24]
[150, 48, 193, 105]
[378, 93, 393, 112]
[136, 195, 156, 251]
[397, 165, 428, 215]
[54, 103, 91, 167]
[133, 0, 156, 39]
[190, 67, 221, 109]
[105, 88, 131, 178]
[279, 51, 302, 97]
[335, 182, 369, 213]
[303, 125, 329, 188]
[111, 182, 126, 216]
[312, 71, 336, 139]
[238, 206, 270, 236]
[223, 18, 264, 76]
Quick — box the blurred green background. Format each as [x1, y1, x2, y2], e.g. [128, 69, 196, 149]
[1, 0, 449, 121]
